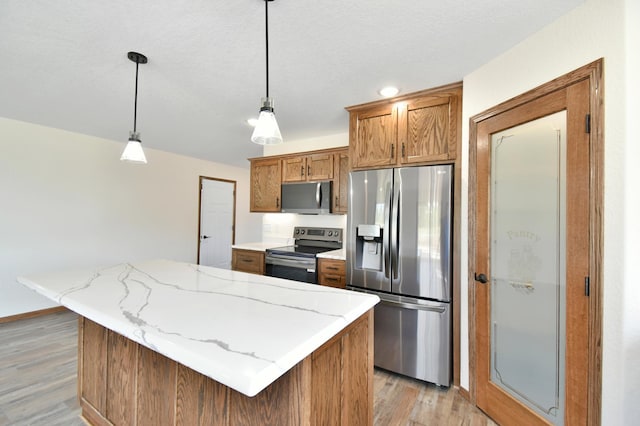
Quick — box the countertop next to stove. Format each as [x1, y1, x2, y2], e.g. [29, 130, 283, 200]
[17, 259, 377, 397]
[231, 242, 280, 252]
[316, 248, 346, 260]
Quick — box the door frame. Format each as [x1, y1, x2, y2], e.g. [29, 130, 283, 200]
[196, 176, 237, 265]
[467, 59, 603, 424]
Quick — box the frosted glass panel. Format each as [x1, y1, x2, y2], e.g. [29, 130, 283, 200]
[490, 111, 566, 424]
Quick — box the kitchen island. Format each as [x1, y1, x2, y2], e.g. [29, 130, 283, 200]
[17, 259, 379, 425]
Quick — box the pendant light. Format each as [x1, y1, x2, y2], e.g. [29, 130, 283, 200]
[120, 51, 148, 163]
[251, 0, 283, 145]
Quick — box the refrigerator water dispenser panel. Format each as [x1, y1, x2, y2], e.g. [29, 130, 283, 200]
[356, 225, 383, 271]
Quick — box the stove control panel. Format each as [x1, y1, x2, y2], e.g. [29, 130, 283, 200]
[293, 227, 342, 243]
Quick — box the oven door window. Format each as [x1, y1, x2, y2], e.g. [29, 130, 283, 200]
[265, 262, 317, 284]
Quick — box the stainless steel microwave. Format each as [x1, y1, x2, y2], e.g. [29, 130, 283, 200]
[280, 181, 332, 214]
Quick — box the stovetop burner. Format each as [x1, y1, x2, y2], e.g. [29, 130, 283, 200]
[267, 245, 333, 257]
[266, 227, 343, 258]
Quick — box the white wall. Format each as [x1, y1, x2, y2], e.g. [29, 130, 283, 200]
[263, 132, 348, 157]
[623, 0, 640, 420]
[0, 117, 261, 318]
[460, 0, 637, 423]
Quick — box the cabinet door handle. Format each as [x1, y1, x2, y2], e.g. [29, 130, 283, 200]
[390, 144, 394, 158]
[402, 143, 406, 158]
[276, 197, 280, 208]
[307, 165, 311, 176]
[241, 258, 254, 263]
[335, 195, 338, 207]
[326, 266, 339, 271]
[300, 166, 304, 177]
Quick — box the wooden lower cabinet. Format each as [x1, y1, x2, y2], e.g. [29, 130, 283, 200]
[318, 258, 346, 289]
[231, 249, 265, 275]
[77, 311, 373, 426]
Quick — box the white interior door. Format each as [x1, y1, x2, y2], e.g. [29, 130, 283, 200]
[198, 178, 235, 269]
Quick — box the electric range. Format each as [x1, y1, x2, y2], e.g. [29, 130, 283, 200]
[265, 227, 343, 284]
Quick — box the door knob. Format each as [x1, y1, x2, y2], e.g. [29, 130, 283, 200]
[474, 273, 488, 284]
[201, 235, 211, 240]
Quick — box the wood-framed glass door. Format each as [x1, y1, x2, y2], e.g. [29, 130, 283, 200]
[469, 60, 603, 426]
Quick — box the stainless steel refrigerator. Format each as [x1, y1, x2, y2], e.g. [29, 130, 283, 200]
[346, 165, 453, 386]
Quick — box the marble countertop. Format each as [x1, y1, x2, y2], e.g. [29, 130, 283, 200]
[316, 248, 346, 260]
[17, 259, 378, 397]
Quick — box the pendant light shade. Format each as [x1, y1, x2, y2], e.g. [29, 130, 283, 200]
[121, 51, 148, 163]
[251, 0, 283, 145]
[120, 131, 147, 162]
[251, 97, 282, 145]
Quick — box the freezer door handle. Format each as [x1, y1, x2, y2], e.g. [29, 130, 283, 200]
[379, 298, 446, 314]
[390, 186, 400, 280]
[383, 183, 392, 279]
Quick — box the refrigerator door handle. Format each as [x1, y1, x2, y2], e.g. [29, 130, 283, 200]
[390, 176, 400, 280]
[383, 183, 392, 279]
[379, 298, 446, 314]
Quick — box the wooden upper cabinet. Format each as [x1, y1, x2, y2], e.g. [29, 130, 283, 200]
[333, 150, 349, 214]
[250, 148, 348, 214]
[282, 153, 334, 182]
[250, 157, 281, 212]
[349, 104, 398, 169]
[307, 153, 334, 180]
[282, 156, 306, 182]
[399, 94, 457, 164]
[347, 83, 461, 170]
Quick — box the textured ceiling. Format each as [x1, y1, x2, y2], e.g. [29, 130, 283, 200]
[0, 0, 583, 167]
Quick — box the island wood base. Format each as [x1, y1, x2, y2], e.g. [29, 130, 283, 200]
[77, 310, 373, 426]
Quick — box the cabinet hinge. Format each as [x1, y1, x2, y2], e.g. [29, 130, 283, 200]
[585, 114, 591, 134]
[584, 276, 590, 296]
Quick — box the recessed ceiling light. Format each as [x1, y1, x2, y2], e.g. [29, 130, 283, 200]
[247, 118, 258, 127]
[378, 86, 399, 98]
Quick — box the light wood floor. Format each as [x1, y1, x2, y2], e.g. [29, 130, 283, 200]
[0, 310, 495, 425]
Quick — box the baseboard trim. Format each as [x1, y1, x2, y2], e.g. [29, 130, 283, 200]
[0, 306, 68, 324]
[458, 386, 471, 402]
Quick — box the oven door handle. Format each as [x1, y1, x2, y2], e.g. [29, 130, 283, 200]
[266, 255, 316, 270]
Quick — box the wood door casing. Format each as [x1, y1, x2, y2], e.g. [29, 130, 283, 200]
[468, 59, 603, 426]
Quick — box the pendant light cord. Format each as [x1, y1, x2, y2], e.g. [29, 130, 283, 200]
[265, 0, 269, 98]
[133, 60, 139, 132]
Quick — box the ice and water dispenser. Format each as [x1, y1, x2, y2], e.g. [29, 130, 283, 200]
[354, 224, 383, 271]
